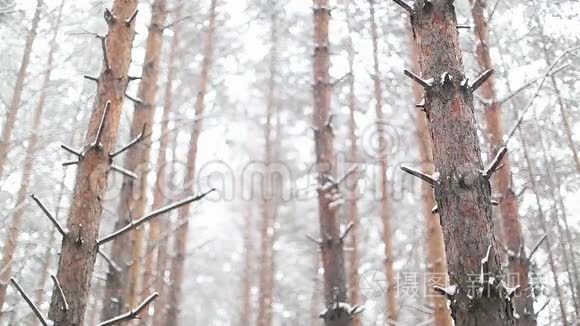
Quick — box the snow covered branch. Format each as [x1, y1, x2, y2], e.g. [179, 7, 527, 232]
[100, 35, 111, 71]
[470, 69, 494, 91]
[404, 69, 433, 89]
[527, 234, 547, 261]
[111, 164, 138, 180]
[51, 275, 69, 312]
[92, 101, 111, 148]
[434, 284, 457, 301]
[109, 123, 147, 158]
[125, 9, 138, 26]
[481, 146, 507, 180]
[97, 188, 215, 246]
[30, 194, 67, 237]
[96, 292, 158, 326]
[10, 278, 49, 326]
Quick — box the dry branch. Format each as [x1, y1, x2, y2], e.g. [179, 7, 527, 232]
[93, 101, 111, 148]
[392, 0, 413, 13]
[404, 69, 432, 88]
[50, 275, 68, 311]
[470, 69, 494, 91]
[10, 278, 49, 326]
[481, 146, 507, 179]
[110, 164, 138, 180]
[528, 234, 548, 261]
[400, 164, 438, 187]
[30, 194, 67, 236]
[109, 123, 147, 158]
[96, 292, 158, 326]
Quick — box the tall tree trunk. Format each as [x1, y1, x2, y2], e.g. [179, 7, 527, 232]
[469, 0, 535, 323]
[166, 1, 217, 324]
[152, 9, 182, 325]
[368, 1, 397, 320]
[312, 1, 353, 325]
[47, 1, 138, 324]
[0, 0, 61, 316]
[407, 1, 515, 324]
[408, 31, 453, 326]
[344, 2, 362, 326]
[518, 127, 569, 325]
[0, 0, 41, 178]
[240, 204, 253, 326]
[100, 0, 167, 319]
[257, 5, 278, 326]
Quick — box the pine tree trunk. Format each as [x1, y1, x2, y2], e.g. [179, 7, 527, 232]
[409, 32, 453, 326]
[344, 3, 362, 325]
[368, 1, 397, 320]
[469, 0, 535, 323]
[409, 1, 515, 324]
[257, 6, 278, 326]
[0, 0, 42, 179]
[240, 205, 253, 326]
[0, 0, 61, 316]
[166, 1, 217, 324]
[518, 128, 569, 325]
[151, 9, 182, 325]
[312, 1, 351, 325]
[101, 0, 166, 319]
[47, 1, 138, 324]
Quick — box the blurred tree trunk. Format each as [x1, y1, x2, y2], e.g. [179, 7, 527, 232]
[310, 257, 322, 326]
[368, 1, 397, 320]
[410, 1, 514, 324]
[151, 9, 182, 325]
[312, 1, 351, 325]
[518, 127, 569, 325]
[100, 0, 167, 319]
[469, 0, 535, 323]
[344, 2, 361, 325]
[408, 32, 453, 326]
[166, 0, 218, 324]
[0, 0, 61, 317]
[47, 1, 138, 324]
[240, 204, 253, 326]
[0, 0, 41, 178]
[257, 5, 278, 326]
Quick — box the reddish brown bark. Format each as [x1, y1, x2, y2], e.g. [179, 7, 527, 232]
[166, 1, 217, 324]
[100, 0, 167, 319]
[409, 1, 515, 324]
[312, 1, 352, 325]
[344, 2, 361, 326]
[469, 1, 535, 324]
[0, 0, 61, 316]
[47, 1, 138, 324]
[0, 0, 41, 178]
[369, 1, 397, 320]
[256, 6, 278, 326]
[409, 33, 453, 326]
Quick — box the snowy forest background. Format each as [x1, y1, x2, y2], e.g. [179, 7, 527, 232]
[0, 0, 579, 325]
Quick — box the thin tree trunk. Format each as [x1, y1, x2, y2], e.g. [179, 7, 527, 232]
[240, 204, 253, 326]
[408, 31, 453, 326]
[408, 1, 515, 324]
[47, 1, 138, 324]
[166, 1, 217, 324]
[312, 1, 352, 325]
[310, 257, 322, 326]
[344, 3, 362, 326]
[368, 1, 397, 320]
[518, 127, 569, 325]
[101, 0, 167, 319]
[152, 9, 182, 325]
[0, 0, 42, 178]
[0, 0, 61, 316]
[469, 0, 535, 323]
[257, 5, 278, 326]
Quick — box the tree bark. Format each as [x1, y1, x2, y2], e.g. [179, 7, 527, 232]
[257, 5, 278, 326]
[166, 1, 217, 324]
[344, 3, 362, 326]
[0, 0, 42, 178]
[151, 9, 182, 325]
[408, 31, 453, 326]
[312, 1, 352, 325]
[100, 0, 166, 320]
[469, 0, 535, 324]
[409, 1, 515, 324]
[47, 1, 138, 325]
[240, 204, 253, 326]
[369, 1, 398, 320]
[0, 0, 61, 316]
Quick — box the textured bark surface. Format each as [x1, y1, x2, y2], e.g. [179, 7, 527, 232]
[312, 1, 350, 325]
[410, 1, 514, 324]
[151, 10, 182, 325]
[101, 0, 166, 319]
[409, 33, 453, 326]
[166, 1, 217, 324]
[0, 0, 41, 178]
[47, 1, 137, 324]
[369, 1, 397, 320]
[469, 0, 535, 324]
[344, 3, 361, 326]
[256, 6, 278, 326]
